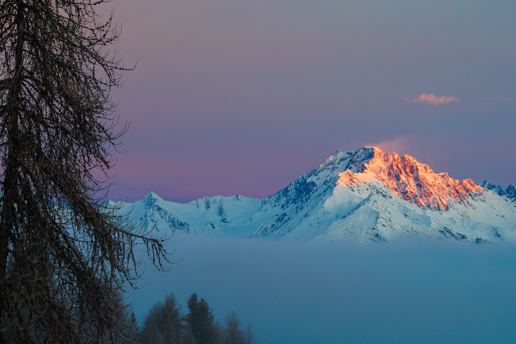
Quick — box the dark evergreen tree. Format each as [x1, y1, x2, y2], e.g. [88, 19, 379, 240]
[140, 293, 188, 344]
[224, 312, 246, 344]
[117, 311, 140, 344]
[211, 321, 225, 344]
[0, 0, 167, 342]
[186, 293, 215, 344]
[244, 323, 255, 344]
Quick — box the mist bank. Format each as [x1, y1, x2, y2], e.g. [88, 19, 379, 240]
[131, 233, 516, 344]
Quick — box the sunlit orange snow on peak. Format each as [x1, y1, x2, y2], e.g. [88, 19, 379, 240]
[405, 93, 459, 105]
[337, 148, 483, 210]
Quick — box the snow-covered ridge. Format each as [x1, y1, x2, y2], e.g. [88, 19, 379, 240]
[480, 180, 516, 201]
[117, 147, 516, 243]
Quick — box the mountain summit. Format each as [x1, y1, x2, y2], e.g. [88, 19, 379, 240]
[335, 147, 482, 210]
[116, 147, 516, 243]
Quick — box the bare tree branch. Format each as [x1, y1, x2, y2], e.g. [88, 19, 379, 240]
[0, 1, 168, 342]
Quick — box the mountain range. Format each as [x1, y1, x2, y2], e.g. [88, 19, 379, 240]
[114, 147, 516, 243]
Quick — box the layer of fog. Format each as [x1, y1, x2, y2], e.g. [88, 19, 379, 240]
[131, 233, 516, 343]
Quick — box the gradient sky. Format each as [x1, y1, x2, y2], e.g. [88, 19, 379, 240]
[105, 0, 516, 202]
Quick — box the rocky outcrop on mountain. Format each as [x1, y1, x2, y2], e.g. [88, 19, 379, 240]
[480, 181, 516, 202]
[338, 148, 483, 210]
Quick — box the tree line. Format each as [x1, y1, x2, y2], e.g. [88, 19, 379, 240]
[1, 291, 256, 344]
[137, 292, 255, 344]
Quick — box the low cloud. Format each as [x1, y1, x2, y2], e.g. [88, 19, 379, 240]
[405, 93, 459, 105]
[134, 233, 516, 344]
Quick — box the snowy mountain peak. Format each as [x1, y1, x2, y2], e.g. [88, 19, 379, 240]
[317, 147, 375, 176]
[336, 147, 483, 210]
[117, 147, 516, 244]
[142, 191, 163, 208]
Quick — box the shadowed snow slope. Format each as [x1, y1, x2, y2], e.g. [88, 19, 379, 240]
[115, 147, 516, 243]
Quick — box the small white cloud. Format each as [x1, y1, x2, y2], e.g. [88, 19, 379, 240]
[405, 93, 459, 105]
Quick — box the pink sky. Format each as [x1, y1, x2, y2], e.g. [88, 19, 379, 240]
[105, 0, 516, 202]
